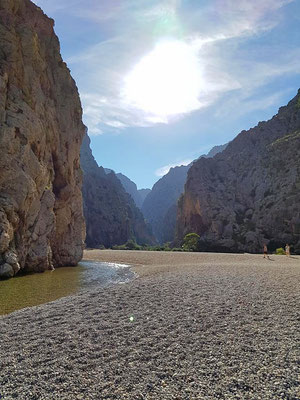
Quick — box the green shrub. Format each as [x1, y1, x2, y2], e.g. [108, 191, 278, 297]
[182, 233, 200, 252]
[112, 240, 141, 250]
[124, 240, 139, 250]
[275, 247, 285, 255]
[171, 247, 184, 252]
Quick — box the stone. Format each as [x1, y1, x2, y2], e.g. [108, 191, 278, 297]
[0, 263, 14, 279]
[0, 0, 85, 278]
[4, 251, 20, 274]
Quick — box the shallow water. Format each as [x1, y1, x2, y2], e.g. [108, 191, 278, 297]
[0, 260, 134, 315]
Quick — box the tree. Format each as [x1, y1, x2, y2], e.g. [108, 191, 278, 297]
[182, 233, 200, 252]
[125, 239, 139, 250]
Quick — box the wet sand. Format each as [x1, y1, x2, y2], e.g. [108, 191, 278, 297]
[0, 250, 299, 399]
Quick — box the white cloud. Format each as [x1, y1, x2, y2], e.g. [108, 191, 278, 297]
[155, 159, 193, 177]
[35, 0, 298, 135]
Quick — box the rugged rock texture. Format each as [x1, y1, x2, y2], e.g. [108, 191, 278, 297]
[142, 145, 227, 244]
[115, 173, 151, 209]
[81, 135, 155, 248]
[203, 144, 228, 159]
[143, 165, 190, 244]
[116, 173, 142, 208]
[104, 170, 151, 209]
[0, 0, 86, 278]
[177, 91, 300, 253]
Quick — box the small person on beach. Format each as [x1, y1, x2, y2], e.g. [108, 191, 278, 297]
[285, 244, 290, 257]
[263, 243, 269, 259]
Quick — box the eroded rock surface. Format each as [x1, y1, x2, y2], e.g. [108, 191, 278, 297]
[177, 91, 300, 253]
[0, 0, 85, 278]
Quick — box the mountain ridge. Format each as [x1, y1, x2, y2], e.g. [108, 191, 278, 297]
[176, 90, 300, 253]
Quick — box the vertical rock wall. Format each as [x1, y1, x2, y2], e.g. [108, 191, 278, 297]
[0, 0, 85, 278]
[176, 91, 300, 253]
[81, 134, 156, 248]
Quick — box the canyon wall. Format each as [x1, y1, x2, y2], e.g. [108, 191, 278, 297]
[142, 144, 227, 244]
[115, 173, 150, 209]
[81, 135, 155, 248]
[142, 165, 190, 244]
[0, 0, 85, 278]
[176, 91, 300, 253]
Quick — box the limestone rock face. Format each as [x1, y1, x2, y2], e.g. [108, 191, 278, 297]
[142, 144, 227, 244]
[176, 91, 300, 253]
[104, 170, 151, 209]
[0, 0, 85, 278]
[81, 135, 155, 248]
[142, 165, 190, 244]
[115, 173, 150, 209]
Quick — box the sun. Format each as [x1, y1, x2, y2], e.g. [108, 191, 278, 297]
[122, 40, 203, 118]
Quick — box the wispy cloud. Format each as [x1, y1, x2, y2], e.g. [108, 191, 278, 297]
[155, 159, 193, 177]
[34, 0, 298, 135]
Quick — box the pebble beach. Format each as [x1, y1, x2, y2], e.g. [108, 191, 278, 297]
[0, 250, 299, 399]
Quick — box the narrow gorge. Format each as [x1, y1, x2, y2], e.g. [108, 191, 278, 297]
[81, 134, 156, 249]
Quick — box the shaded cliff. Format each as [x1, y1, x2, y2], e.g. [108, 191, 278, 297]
[81, 135, 155, 248]
[116, 173, 150, 209]
[142, 165, 190, 244]
[0, 0, 85, 278]
[104, 170, 151, 209]
[142, 144, 227, 244]
[138, 188, 151, 205]
[177, 91, 300, 253]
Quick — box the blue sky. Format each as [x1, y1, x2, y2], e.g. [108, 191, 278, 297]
[34, 0, 300, 189]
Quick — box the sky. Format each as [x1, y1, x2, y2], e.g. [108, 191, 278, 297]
[34, 0, 300, 189]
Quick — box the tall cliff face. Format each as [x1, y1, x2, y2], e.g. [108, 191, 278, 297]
[177, 91, 300, 253]
[104, 170, 151, 209]
[115, 173, 151, 209]
[142, 165, 190, 244]
[81, 135, 155, 248]
[0, 0, 85, 278]
[138, 188, 151, 205]
[142, 144, 227, 244]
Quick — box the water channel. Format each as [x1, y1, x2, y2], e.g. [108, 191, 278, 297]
[0, 260, 134, 315]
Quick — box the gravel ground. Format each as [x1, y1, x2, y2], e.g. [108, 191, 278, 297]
[0, 250, 299, 400]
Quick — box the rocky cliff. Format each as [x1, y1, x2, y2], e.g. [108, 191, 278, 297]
[81, 135, 155, 248]
[142, 165, 190, 244]
[104, 170, 151, 209]
[142, 144, 227, 244]
[0, 0, 85, 278]
[138, 188, 151, 205]
[116, 173, 151, 209]
[177, 91, 300, 253]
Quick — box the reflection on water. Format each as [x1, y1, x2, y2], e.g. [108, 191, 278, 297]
[0, 260, 134, 316]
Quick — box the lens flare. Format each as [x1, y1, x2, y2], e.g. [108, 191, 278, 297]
[122, 40, 203, 118]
